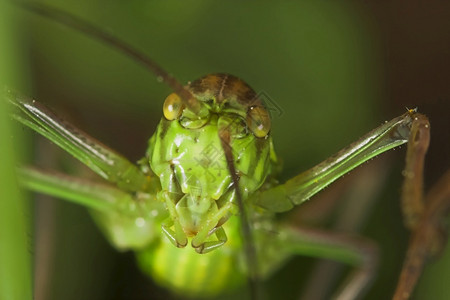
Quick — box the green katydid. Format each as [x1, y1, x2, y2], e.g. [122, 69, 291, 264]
[6, 2, 450, 300]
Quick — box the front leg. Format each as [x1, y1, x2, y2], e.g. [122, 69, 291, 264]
[6, 90, 156, 193]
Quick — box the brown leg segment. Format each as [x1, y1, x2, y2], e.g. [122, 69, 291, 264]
[394, 113, 450, 299]
[394, 169, 450, 300]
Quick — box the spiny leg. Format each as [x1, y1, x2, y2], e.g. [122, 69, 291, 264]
[6, 90, 156, 193]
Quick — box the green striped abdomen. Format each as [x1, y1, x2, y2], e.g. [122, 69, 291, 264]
[137, 216, 245, 297]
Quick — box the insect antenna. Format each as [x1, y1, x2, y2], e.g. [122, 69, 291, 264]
[219, 129, 261, 300]
[17, 1, 201, 113]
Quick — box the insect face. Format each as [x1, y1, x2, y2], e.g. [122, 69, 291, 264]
[147, 73, 275, 253]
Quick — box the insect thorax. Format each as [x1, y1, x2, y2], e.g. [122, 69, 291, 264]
[146, 74, 276, 249]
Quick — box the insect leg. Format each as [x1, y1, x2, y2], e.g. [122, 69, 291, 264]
[191, 203, 233, 254]
[296, 161, 391, 300]
[274, 225, 378, 300]
[393, 114, 450, 299]
[253, 111, 423, 212]
[400, 113, 430, 229]
[394, 170, 450, 300]
[6, 90, 156, 193]
[161, 191, 188, 248]
[18, 166, 137, 213]
[17, 2, 200, 113]
[18, 166, 165, 250]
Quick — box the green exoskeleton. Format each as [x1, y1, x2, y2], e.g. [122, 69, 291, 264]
[6, 3, 449, 300]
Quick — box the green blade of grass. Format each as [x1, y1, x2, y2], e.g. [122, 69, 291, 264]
[0, 2, 32, 299]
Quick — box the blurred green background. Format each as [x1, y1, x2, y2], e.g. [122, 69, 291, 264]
[0, 1, 32, 300]
[2, 1, 449, 300]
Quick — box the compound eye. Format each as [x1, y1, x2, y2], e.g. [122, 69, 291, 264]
[163, 93, 184, 120]
[246, 106, 271, 138]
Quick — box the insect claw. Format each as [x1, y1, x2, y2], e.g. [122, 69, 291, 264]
[176, 240, 188, 248]
[192, 242, 205, 253]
